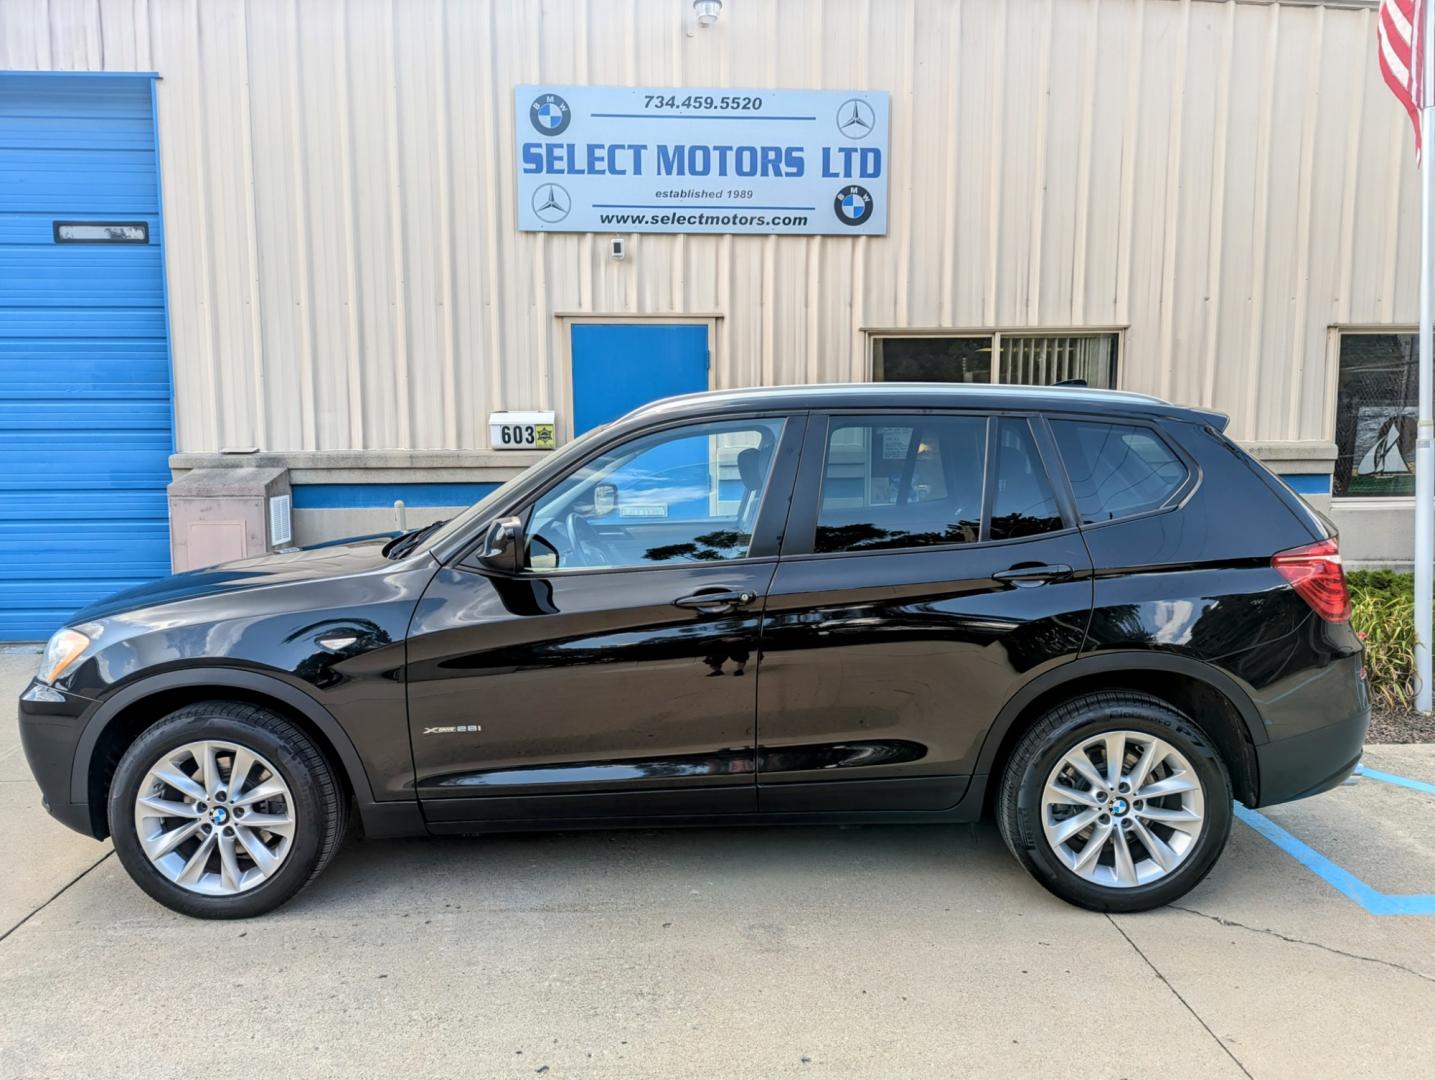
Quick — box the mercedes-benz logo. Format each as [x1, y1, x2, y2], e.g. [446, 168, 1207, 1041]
[529, 92, 571, 137]
[836, 98, 876, 140]
[532, 183, 572, 223]
[834, 184, 874, 227]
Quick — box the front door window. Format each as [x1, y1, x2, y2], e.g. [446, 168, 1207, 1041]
[525, 418, 785, 571]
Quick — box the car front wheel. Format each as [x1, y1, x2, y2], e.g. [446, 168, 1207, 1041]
[997, 691, 1233, 912]
[109, 701, 346, 919]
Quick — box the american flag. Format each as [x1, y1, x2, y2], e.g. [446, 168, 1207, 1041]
[1379, 0, 1428, 157]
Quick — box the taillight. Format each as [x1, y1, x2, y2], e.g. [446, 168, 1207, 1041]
[1272, 538, 1351, 623]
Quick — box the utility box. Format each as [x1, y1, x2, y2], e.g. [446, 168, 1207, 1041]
[167, 467, 293, 572]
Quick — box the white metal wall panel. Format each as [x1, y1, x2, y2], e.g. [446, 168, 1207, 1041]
[0, 0, 1407, 451]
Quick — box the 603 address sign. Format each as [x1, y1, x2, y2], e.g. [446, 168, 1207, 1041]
[496, 423, 555, 449]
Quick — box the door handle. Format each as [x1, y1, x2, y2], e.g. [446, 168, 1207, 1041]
[673, 589, 759, 613]
[992, 563, 1075, 587]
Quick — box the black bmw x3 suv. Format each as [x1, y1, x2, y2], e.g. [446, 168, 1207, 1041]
[20, 384, 1368, 918]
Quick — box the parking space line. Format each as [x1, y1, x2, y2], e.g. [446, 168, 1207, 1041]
[1356, 765, 1435, 797]
[1233, 805, 1435, 916]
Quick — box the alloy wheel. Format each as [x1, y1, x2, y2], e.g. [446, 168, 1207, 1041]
[1040, 730, 1206, 888]
[133, 739, 297, 896]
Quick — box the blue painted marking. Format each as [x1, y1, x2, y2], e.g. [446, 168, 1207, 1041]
[292, 483, 499, 510]
[0, 73, 173, 640]
[570, 323, 709, 435]
[1278, 473, 1331, 495]
[1235, 804, 1435, 915]
[1355, 764, 1435, 797]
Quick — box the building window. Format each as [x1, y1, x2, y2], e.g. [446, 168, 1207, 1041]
[872, 332, 1118, 389]
[1333, 332, 1417, 499]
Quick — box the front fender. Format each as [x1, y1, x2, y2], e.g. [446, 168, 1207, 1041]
[71, 667, 424, 839]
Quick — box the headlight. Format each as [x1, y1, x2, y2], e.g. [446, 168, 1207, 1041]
[38, 628, 90, 685]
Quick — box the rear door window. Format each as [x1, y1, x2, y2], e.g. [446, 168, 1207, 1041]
[1049, 418, 1187, 523]
[990, 417, 1064, 540]
[815, 415, 986, 553]
[810, 414, 1069, 554]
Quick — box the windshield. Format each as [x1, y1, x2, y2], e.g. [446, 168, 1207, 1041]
[419, 424, 612, 554]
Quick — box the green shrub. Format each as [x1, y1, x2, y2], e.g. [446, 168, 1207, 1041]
[1347, 570, 1415, 709]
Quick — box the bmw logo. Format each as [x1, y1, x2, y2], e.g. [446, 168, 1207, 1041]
[212, 805, 229, 825]
[834, 184, 874, 227]
[529, 92, 571, 136]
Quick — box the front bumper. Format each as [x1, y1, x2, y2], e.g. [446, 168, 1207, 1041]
[17, 679, 102, 838]
[1253, 704, 1370, 807]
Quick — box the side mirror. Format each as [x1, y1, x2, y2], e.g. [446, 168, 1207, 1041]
[476, 515, 524, 574]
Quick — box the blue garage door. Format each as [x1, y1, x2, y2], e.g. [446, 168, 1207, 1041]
[0, 73, 173, 641]
[570, 323, 710, 435]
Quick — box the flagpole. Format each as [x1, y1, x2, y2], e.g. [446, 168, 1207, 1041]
[1418, 0, 1435, 715]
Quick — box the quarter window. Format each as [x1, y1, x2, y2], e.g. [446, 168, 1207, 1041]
[1050, 419, 1186, 523]
[815, 415, 986, 553]
[524, 418, 784, 571]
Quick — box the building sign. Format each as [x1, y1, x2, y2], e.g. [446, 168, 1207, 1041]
[515, 84, 889, 236]
[489, 410, 557, 450]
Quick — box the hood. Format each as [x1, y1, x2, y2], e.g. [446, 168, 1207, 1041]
[68, 539, 401, 624]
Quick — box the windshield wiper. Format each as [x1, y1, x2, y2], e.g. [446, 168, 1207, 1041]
[383, 519, 446, 560]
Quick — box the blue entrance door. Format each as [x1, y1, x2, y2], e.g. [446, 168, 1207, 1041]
[0, 73, 174, 640]
[570, 323, 709, 435]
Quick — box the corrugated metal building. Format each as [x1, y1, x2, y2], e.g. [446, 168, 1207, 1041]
[0, 0, 1424, 639]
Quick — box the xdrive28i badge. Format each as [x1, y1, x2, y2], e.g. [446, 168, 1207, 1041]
[422, 724, 481, 736]
[529, 92, 571, 136]
[834, 184, 874, 227]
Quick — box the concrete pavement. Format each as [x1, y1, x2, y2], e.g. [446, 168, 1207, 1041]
[1, 652, 1432, 1079]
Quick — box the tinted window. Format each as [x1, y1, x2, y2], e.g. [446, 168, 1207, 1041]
[990, 418, 1064, 540]
[874, 337, 992, 382]
[815, 415, 985, 553]
[1050, 419, 1187, 523]
[1332, 332, 1416, 497]
[525, 418, 784, 570]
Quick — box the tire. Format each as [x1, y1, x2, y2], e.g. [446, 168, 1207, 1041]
[108, 700, 347, 919]
[997, 691, 1233, 913]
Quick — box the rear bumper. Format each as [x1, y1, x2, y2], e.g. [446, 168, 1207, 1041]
[1252, 704, 1369, 807]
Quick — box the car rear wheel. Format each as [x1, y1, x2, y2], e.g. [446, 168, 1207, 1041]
[109, 701, 346, 919]
[997, 691, 1233, 912]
